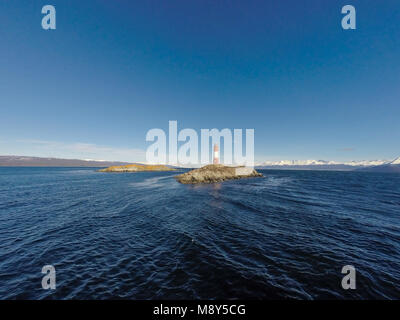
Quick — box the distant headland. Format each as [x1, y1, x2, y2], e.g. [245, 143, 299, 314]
[0, 156, 131, 167]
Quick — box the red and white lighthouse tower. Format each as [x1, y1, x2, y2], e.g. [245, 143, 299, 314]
[213, 144, 219, 164]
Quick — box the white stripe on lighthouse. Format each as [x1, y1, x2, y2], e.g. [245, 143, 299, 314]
[213, 144, 219, 164]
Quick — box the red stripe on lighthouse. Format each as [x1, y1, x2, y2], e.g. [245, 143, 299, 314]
[213, 144, 219, 164]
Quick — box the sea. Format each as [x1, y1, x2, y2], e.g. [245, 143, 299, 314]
[0, 167, 399, 299]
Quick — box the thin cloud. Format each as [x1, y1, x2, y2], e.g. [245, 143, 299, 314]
[11, 139, 146, 162]
[338, 148, 355, 152]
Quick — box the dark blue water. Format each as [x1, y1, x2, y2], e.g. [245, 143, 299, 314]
[0, 167, 399, 299]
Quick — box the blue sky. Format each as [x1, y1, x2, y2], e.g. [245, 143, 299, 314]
[0, 0, 399, 162]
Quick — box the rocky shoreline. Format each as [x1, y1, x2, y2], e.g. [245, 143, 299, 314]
[175, 164, 262, 184]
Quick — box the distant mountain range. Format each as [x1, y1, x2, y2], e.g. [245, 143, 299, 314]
[255, 158, 400, 172]
[1, 155, 399, 172]
[356, 157, 400, 173]
[0, 156, 131, 167]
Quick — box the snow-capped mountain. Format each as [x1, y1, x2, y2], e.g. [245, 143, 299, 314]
[358, 157, 400, 173]
[389, 157, 400, 165]
[255, 157, 400, 172]
[256, 159, 388, 168]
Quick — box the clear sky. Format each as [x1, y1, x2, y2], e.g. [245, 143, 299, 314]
[0, 0, 399, 162]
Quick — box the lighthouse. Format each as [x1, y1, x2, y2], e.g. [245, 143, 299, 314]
[213, 144, 219, 164]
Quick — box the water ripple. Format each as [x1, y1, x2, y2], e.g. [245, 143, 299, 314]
[0, 168, 399, 299]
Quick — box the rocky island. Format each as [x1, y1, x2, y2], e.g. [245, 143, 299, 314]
[99, 164, 176, 172]
[175, 164, 262, 184]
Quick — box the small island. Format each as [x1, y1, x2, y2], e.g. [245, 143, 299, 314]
[99, 164, 176, 172]
[175, 164, 262, 184]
